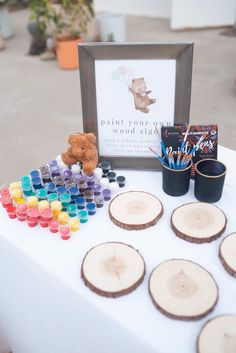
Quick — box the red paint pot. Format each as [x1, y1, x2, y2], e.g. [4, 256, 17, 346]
[16, 204, 28, 221]
[6, 205, 16, 219]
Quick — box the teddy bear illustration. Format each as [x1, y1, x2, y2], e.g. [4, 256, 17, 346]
[61, 132, 98, 175]
[129, 77, 156, 113]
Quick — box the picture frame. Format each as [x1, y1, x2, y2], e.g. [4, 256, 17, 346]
[79, 42, 193, 170]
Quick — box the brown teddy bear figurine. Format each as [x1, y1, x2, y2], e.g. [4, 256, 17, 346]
[129, 77, 156, 113]
[61, 132, 98, 175]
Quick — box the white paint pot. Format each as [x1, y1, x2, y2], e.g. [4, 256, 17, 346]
[97, 13, 126, 42]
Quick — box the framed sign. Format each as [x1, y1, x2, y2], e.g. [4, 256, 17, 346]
[79, 42, 193, 170]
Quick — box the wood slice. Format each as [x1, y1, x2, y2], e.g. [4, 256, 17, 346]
[219, 232, 236, 277]
[149, 259, 218, 320]
[109, 191, 163, 230]
[81, 242, 145, 298]
[171, 202, 227, 243]
[197, 315, 236, 353]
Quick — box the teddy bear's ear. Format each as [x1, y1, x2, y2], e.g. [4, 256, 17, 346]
[68, 134, 81, 145]
[86, 133, 96, 144]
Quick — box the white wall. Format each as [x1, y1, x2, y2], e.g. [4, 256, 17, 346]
[94, 0, 172, 18]
[171, 0, 236, 29]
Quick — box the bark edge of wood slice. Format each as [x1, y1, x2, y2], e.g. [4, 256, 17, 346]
[219, 232, 236, 277]
[81, 242, 146, 298]
[109, 191, 163, 230]
[197, 315, 236, 353]
[149, 259, 218, 321]
[171, 202, 227, 244]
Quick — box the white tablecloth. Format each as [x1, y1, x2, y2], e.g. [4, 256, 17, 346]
[0, 146, 236, 353]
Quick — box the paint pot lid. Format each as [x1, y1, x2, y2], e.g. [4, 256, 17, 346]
[57, 186, 67, 194]
[68, 186, 79, 195]
[75, 196, 85, 204]
[60, 225, 70, 235]
[67, 204, 77, 212]
[27, 208, 40, 218]
[60, 193, 71, 202]
[41, 208, 53, 219]
[86, 202, 96, 210]
[117, 175, 126, 183]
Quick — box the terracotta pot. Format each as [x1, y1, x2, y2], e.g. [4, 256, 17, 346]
[56, 37, 82, 70]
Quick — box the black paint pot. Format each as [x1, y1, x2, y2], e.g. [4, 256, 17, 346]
[162, 160, 192, 196]
[194, 159, 226, 203]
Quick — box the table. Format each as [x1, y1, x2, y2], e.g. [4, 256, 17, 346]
[0, 146, 235, 353]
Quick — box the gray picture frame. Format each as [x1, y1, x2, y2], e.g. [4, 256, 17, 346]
[79, 42, 193, 170]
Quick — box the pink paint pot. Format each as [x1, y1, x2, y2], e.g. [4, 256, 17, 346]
[1, 196, 12, 209]
[60, 225, 71, 240]
[6, 205, 16, 219]
[39, 208, 53, 227]
[16, 204, 28, 221]
[49, 219, 59, 233]
[26, 216, 38, 227]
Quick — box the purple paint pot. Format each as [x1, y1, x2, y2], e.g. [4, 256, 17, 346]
[63, 169, 73, 180]
[102, 188, 111, 201]
[85, 174, 95, 186]
[74, 173, 84, 183]
[51, 166, 60, 177]
[92, 183, 101, 196]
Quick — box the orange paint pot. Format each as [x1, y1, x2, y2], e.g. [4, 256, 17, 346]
[56, 38, 82, 70]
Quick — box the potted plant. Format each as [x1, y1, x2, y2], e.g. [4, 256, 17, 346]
[52, 0, 94, 69]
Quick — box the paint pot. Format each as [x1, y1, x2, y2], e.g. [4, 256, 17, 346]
[99, 177, 109, 187]
[57, 186, 67, 195]
[58, 211, 69, 225]
[107, 171, 116, 182]
[49, 219, 59, 233]
[60, 225, 71, 240]
[84, 190, 94, 202]
[93, 168, 103, 180]
[102, 188, 111, 201]
[40, 208, 53, 227]
[36, 188, 47, 201]
[30, 170, 40, 179]
[32, 177, 43, 190]
[86, 202, 96, 216]
[50, 166, 60, 177]
[40, 165, 50, 175]
[20, 176, 30, 185]
[85, 174, 95, 186]
[45, 182, 56, 194]
[116, 175, 126, 187]
[38, 200, 50, 211]
[59, 193, 71, 209]
[75, 197, 85, 210]
[64, 169, 73, 180]
[94, 195, 104, 208]
[67, 204, 77, 217]
[49, 160, 58, 168]
[68, 186, 79, 201]
[99, 161, 110, 174]
[21, 183, 34, 197]
[16, 204, 28, 221]
[50, 200, 62, 218]
[1, 195, 12, 209]
[92, 184, 101, 196]
[64, 179, 75, 189]
[27, 208, 40, 227]
[11, 189, 24, 203]
[69, 218, 80, 232]
[53, 176, 65, 186]
[71, 164, 81, 174]
[9, 182, 20, 191]
[74, 173, 84, 183]
[47, 192, 58, 203]
[78, 209, 88, 223]
[0, 187, 11, 198]
[42, 173, 52, 184]
[6, 205, 16, 219]
[26, 196, 38, 208]
[78, 179, 87, 193]
[109, 182, 119, 192]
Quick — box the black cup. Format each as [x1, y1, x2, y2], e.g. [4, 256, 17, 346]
[194, 159, 226, 203]
[162, 159, 192, 196]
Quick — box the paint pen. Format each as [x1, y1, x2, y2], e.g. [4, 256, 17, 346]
[86, 202, 96, 216]
[155, 126, 169, 162]
[69, 218, 80, 232]
[60, 225, 71, 240]
[78, 209, 88, 223]
[148, 146, 168, 167]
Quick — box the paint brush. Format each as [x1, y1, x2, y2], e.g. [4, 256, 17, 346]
[148, 146, 168, 167]
[176, 124, 191, 169]
[155, 126, 169, 162]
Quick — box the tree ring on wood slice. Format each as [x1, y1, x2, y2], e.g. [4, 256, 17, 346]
[197, 315, 236, 353]
[81, 242, 145, 298]
[171, 202, 227, 243]
[219, 232, 236, 277]
[149, 259, 218, 320]
[109, 191, 163, 230]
